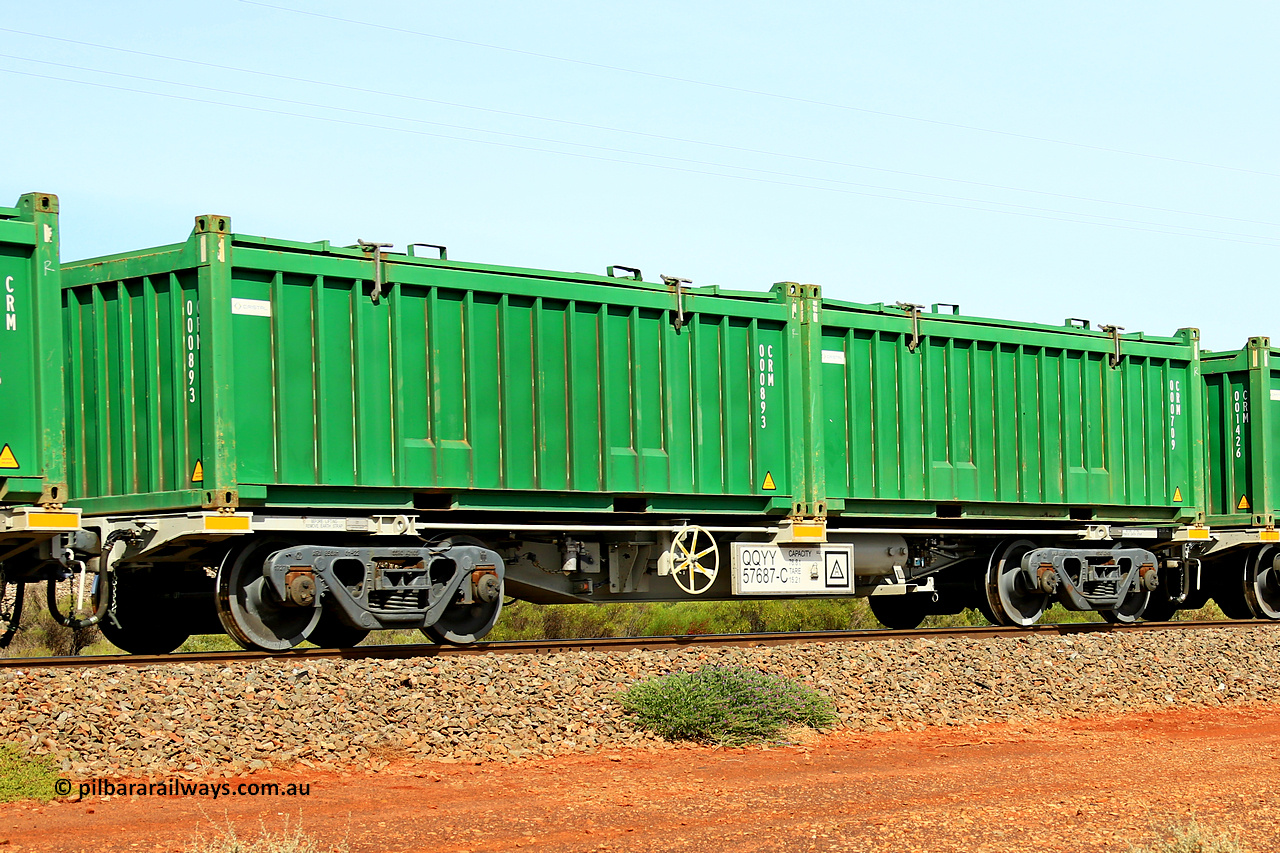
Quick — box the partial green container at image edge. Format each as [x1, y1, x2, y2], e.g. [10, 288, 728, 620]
[59, 216, 803, 516]
[0, 192, 65, 505]
[816, 299, 1204, 524]
[1201, 338, 1280, 527]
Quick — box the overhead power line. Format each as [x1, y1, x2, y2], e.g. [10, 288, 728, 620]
[2, 27, 1276, 232]
[238, 0, 1280, 181]
[4, 65, 1278, 249]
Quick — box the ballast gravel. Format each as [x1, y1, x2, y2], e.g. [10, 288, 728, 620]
[2, 626, 1277, 779]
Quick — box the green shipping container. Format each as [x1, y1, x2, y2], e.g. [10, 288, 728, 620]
[60, 216, 804, 516]
[0, 193, 66, 505]
[1201, 338, 1278, 528]
[816, 300, 1204, 523]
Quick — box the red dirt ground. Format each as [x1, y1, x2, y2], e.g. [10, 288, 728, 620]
[4, 704, 1280, 852]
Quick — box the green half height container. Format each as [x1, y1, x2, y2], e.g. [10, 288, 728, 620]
[816, 300, 1203, 523]
[60, 216, 803, 516]
[1201, 338, 1279, 528]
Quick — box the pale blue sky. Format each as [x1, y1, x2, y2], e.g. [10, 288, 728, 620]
[3, 1, 1276, 349]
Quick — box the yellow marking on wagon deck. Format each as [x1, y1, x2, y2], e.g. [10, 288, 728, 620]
[26, 512, 79, 529]
[1261, 529, 1279, 542]
[204, 515, 251, 532]
[790, 521, 826, 541]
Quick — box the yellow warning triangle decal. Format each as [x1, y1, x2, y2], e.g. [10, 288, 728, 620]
[1172, 486, 1183, 503]
[762, 471, 777, 491]
[191, 460, 204, 483]
[0, 445, 18, 470]
[1239, 494, 1251, 511]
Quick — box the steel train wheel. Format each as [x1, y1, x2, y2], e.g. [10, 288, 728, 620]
[1213, 552, 1256, 620]
[0, 569, 24, 648]
[868, 594, 929, 630]
[1100, 584, 1151, 624]
[1138, 595, 1178, 623]
[98, 570, 190, 655]
[983, 539, 1047, 627]
[306, 605, 369, 649]
[422, 588, 504, 646]
[1244, 544, 1280, 620]
[216, 538, 321, 651]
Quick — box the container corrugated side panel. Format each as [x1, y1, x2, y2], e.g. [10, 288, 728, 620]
[226, 245, 798, 510]
[819, 303, 1201, 522]
[1202, 340, 1277, 527]
[0, 193, 65, 503]
[63, 263, 203, 502]
[61, 222, 801, 514]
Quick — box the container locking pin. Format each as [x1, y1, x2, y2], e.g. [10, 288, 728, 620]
[357, 239, 393, 304]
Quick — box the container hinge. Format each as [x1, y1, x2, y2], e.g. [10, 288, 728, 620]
[357, 239, 394, 304]
[895, 302, 925, 351]
[1101, 324, 1124, 369]
[661, 275, 692, 331]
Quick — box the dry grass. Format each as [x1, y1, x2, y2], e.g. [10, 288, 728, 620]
[1130, 820, 1250, 853]
[187, 816, 346, 853]
[0, 582, 108, 658]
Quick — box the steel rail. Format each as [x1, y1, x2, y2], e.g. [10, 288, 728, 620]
[1, 619, 1274, 671]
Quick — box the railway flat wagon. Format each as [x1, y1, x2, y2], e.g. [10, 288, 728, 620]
[58, 215, 806, 652]
[1196, 338, 1280, 619]
[0, 193, 83, 645]
[44, 212, 1223, 652]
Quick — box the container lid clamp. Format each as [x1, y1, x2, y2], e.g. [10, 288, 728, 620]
[1101, 324, 1125, 368]
[357, 238, 393, 303]
[661, 274, 692, 331]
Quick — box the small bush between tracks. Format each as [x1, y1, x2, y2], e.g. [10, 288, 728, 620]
[619, 664, 835, 745]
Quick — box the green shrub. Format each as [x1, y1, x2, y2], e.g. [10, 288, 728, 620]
[0, 743, 59, 803]
[175, 633, 243, 654]
[619, 664, 836, 745]
[1130, 820, 1248, 853]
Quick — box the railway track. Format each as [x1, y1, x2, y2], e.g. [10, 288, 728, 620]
[2, 619, 1274, 671]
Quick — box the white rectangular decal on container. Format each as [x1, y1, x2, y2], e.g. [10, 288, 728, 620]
[1270, 389, 1280, 402]
[231, 298, 272, 318]
[821, 349, 846, 365]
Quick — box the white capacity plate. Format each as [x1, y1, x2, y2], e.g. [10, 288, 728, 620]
[731, 543, 853, 595]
